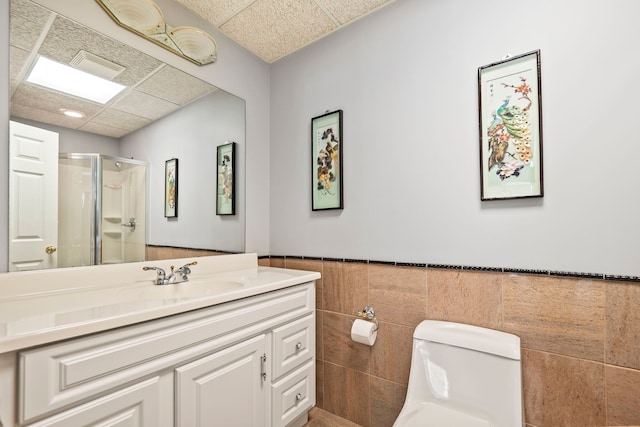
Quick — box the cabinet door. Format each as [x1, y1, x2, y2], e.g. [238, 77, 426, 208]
[27, 377, 162, 427]
[176, 334, 267, 427]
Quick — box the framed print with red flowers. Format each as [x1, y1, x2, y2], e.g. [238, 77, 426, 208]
[164, 158, 178, 218]
[312, 110, 343, 210]
[478, 50, 544, 200]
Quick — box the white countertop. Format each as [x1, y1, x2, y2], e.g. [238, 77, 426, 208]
[0, 254, 320, 354]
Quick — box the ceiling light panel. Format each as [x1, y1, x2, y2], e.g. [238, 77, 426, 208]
[26, 56, 126, 104]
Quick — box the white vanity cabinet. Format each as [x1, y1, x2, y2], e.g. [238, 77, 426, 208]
[13, 281, 316, 427]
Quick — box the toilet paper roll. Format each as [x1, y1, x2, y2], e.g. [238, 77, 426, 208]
[351, 318, 377, 346]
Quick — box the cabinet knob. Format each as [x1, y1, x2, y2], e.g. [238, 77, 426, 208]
[296, 393, 303, 402]
[296, 342, 302, 350]
[45, 245, 57, 254]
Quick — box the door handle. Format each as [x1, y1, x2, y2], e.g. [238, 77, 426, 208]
[121, 218, 136, 231]
[260, 354, 267, 381]
[45, 245, 57, 254]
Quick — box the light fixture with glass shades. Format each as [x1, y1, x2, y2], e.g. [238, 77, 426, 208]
[95, 0, 217, 65]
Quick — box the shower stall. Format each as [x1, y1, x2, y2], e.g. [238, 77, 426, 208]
[58, 154, 148, 268]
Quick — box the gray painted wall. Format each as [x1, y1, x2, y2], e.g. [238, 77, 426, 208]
[121, 90, 245, 253]
[269, 0, 640, 276]
[5, 0, 639, 276]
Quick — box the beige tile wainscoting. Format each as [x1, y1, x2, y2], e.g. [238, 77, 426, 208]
[145, 245, 230, 261]
[258, 256, 640, 427]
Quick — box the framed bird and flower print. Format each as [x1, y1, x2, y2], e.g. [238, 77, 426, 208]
[312, 110, 343, 210]
[478, 50, 544, 200]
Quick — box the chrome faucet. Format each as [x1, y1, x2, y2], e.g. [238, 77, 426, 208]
[143, 261, 198, 285]
[142, 266, 167, 285]
[172, 261, 198, 283]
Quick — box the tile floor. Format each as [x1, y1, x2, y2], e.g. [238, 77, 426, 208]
[305, 407, 361, 427]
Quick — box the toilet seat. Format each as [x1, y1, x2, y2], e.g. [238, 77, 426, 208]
[395, 402, 492, 427]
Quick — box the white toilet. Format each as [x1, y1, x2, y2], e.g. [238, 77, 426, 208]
[394, 320, 523, 427]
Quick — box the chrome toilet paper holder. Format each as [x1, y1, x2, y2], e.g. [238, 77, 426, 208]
[355, 305, 379, 331]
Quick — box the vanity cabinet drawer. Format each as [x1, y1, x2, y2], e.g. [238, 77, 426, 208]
[271, 360, 315, 427]
[272, 313, 314, 380]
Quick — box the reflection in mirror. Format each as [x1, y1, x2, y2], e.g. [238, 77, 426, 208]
[9, 0, 246, 271]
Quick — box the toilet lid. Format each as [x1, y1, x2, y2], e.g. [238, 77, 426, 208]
[395, 402, 493, 427]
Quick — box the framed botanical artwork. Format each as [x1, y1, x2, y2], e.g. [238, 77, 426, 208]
[478, 50, 544, 201]
[164, 158, 178, 218]
[216, 142, 235, 215]
[311, 109, 343, 210]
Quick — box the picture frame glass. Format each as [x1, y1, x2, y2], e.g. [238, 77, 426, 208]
[216, 142, 235, 215]
[312, 110, 343, 210]
[479, 50, 543, 200]
[164, 158, 178, 217]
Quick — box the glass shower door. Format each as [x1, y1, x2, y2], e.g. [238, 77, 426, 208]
[58, 154, 97, 268]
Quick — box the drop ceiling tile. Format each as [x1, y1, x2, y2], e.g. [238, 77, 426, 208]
[220, 0, 337, 63]
[10, 46, 30, 83]
[91, 108, 151, 134]
[316, 0, 394, 25]
[79, 121, 130, 138]
[136, 65, 215, 105]
[11, 84, 104, 120]
[10, 0, 52, 27]
[174, 0, 253, 26]
[9, 6, 52, 52]
[10, 103, 88, 130]
[112, 89, 181, 121]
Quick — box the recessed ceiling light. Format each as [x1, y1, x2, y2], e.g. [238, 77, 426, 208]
[27, 56, 126, 104]
[60, 109, 85, 118]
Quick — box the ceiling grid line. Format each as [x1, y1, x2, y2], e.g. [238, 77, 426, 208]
[312, 1, 341, 26]
[215, 0, 259, 27]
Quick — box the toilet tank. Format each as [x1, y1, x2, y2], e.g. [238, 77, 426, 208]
[404, 320, 523, 427]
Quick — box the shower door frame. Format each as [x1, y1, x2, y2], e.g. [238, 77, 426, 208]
[59, 153, 148, 266]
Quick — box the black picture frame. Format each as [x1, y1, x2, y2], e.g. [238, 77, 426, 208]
[216, 142, 236, 215]
[311, 109, 343, 210]
[478, 50, 544, 201]
[164, 158, 178, 218]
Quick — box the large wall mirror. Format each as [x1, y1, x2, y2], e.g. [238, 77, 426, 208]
[8, 0, 246, 271]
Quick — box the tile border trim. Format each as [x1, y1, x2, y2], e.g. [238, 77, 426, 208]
[259, 255, 640, 282]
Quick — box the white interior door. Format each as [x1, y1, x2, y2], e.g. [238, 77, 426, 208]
[9, 121, 59, 271]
